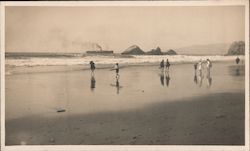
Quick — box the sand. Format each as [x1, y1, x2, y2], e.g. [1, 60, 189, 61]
[5, 62, 245, 145]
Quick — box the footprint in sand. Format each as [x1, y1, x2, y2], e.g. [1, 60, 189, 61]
[130, 140, 136, 144]
[50, 138, 55, 143]
[216, 114, 226, 119]
[200, 122, 207, 126]
[121, 128, 126, 132]
[156, 139, 161, 143]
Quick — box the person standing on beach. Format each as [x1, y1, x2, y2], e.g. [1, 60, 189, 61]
[113, 63, 120, 79]
[198, 60, 203, 75]
[160, 60, 164, 72]
[206, 59, 212, 76]
[236, 57, 240, 64]
[89, 61, 96, 75]
[165, 59, 170, 72]
[111, 63, 122, 94]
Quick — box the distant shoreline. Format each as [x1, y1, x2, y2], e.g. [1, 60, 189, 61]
[5, 59, 245, 76]
[5, 52, 245, 58]
[5, 54, 245, 69]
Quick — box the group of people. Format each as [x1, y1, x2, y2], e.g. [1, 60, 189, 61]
[91, 58, 213, 89]
[159, 58, 212, 88]
[89, 61, 121, 93]
[194, 59, 212, 76]
[160, 59, 171, 72]
[89, 61, 120, 79]
[193, 57, 242, 88]
[90, 56, 242, 91]
[193, 59, 213, 88]
[159, 59, 171, 87]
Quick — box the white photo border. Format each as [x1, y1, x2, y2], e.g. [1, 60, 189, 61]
[0, 0, 249, 151]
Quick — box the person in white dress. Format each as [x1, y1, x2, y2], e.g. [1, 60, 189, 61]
[198, 59, 203, 76]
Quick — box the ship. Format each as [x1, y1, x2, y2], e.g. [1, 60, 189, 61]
[86, 43, 114, 55]
[86, 50, 114, 55]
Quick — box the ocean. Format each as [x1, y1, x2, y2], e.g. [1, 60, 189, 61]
[5, 52, 244, 68]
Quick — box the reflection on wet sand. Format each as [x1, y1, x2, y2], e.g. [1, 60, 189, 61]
[206, 73, 212, 88]
[236, 68, 240, 76]
[228, 65, 245, 76]
[195, 72, 213, 88]
[165, 71, 170, 87]
[159, 71, 170, 87]
[197, 73, 203, 87]
[194, 74, 198, 84]
[160, 72, 164, 86]
[90, 75, 96, 92]
[194, 68, 212, 88]
[110, 78, 122, 94]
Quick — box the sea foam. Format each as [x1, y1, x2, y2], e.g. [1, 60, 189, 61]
[5, 55, 245, 67]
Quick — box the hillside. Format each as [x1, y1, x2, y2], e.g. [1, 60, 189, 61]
[227, 41, 245, 55]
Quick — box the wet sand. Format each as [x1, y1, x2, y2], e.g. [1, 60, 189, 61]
[5, 62, 245, 145]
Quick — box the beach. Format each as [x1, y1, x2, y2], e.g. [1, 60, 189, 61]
[5, 61, 245, 145]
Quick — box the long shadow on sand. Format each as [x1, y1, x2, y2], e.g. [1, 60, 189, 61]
[6, 92, 244, 145]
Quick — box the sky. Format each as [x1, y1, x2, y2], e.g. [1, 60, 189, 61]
[5, 6, 245, 53]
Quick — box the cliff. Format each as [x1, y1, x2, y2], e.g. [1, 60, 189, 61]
[121, 45, 145, 55]
[227, 41, 245, 55]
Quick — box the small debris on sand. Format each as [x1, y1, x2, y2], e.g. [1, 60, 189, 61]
[57, 109, 66, 113]
[121, 129, 126, 132]
[216, 115, 226, 119]
[50, 138, 55, 143]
